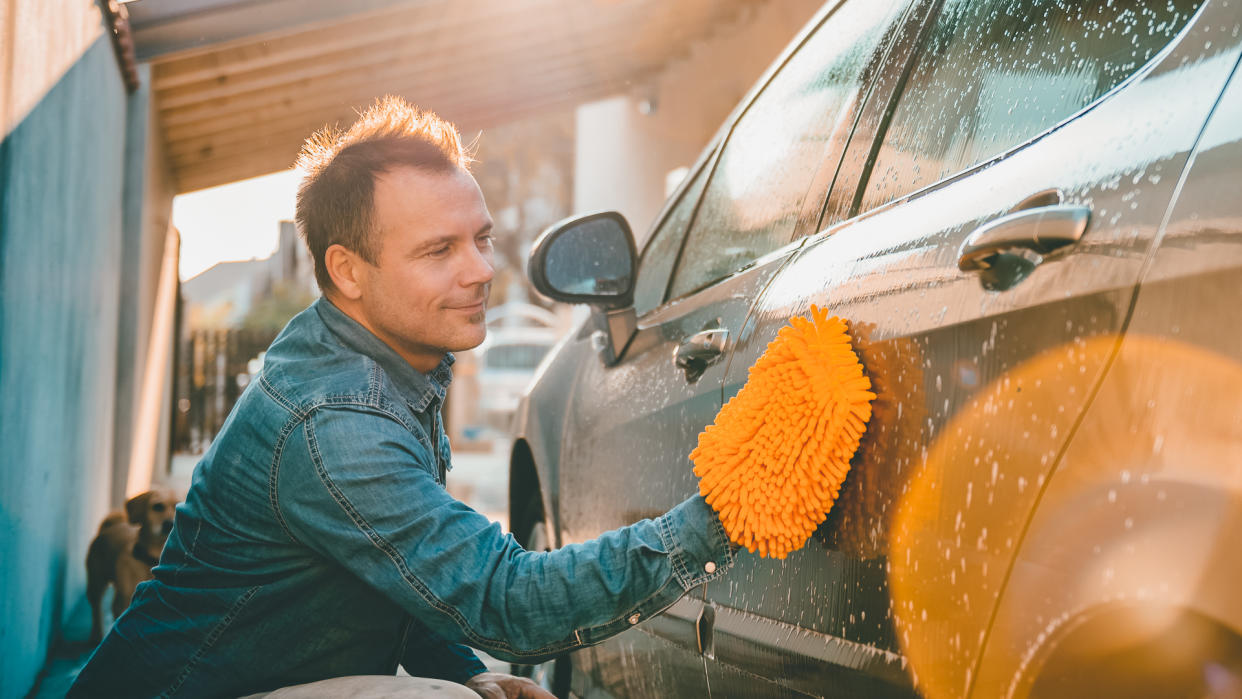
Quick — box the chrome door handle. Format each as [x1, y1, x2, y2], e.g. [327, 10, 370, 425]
[958, 205, 1091, 272]
[674, 328, 728, 382]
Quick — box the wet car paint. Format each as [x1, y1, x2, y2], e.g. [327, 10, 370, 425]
[718, 3, 1242, 694]
[969, 51, 1242, 697]
[509, 0, 1242, 696]
[556, 244, 804, 698]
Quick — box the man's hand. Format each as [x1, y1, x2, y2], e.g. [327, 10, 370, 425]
[464, 672, 556, 699]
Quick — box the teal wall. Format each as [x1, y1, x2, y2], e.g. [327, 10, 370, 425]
[0, 35, 127, 696]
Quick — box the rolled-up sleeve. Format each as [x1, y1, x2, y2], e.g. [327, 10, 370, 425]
[275, 405, 735, 663]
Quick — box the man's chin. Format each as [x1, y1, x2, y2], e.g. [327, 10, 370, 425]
[453, 320, 487, 351]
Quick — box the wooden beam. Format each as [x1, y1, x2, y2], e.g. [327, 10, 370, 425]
[173, 81, 623, 193]
[156, 31, 649, 120]
[133, 0, 433, 61]
[150, 0, 573, 89]
[175, 143, 303, 194]
[157, 38, 665, 150]
[165, 59, 634, 168]
[173, 74, 629, 179]
[155, 31, 668, 138]
[152, 0, 673, 112]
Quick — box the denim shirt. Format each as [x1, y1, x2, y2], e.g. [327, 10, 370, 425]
[71, 298, 735, 698]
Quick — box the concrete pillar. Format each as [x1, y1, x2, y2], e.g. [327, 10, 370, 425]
[113, 63, 178, 504]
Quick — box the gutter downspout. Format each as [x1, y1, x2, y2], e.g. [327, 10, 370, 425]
[99, 0, 140, 93]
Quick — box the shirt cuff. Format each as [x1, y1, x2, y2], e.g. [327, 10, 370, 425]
[445, 649, 488, 685]
[655, 495, 737, 591]
[399, 622, 488, 684]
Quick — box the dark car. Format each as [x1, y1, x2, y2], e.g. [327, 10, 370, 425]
[509, 0, 1242, 696]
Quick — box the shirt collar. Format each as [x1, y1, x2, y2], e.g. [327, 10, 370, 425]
[315, 297, 454, 412]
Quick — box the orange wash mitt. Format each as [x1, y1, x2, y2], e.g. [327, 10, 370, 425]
[690, 306, 875, 559]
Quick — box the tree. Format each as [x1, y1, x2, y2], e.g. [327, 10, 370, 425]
[240, 281, 316, 334]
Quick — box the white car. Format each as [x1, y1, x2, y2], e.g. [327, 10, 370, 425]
[476, 304, 563, 433]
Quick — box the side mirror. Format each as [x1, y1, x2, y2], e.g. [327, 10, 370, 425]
[528, 212, 638, 364]
[528, 211, 637, 310]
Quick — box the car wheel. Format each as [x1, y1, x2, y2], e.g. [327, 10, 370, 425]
[511, 490, 572, 698]
[1024, 604, 1242, 698]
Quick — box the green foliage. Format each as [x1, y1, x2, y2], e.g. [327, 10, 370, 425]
[241, 281, 316, 333]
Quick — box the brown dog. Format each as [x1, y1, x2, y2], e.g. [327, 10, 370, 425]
[85, 487, 180, 644]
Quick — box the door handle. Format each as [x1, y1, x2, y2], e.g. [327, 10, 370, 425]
[958, 204, 1091, 272]
[674, 328, 728, 382]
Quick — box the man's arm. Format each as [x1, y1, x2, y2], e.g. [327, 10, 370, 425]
[400, 615, 487, 683]
[276, 405, 734, 663]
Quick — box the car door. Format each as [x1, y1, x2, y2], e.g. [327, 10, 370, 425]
[550, 2, 915, 696]
[702, 0, 1236, 697]
[969, 40, 1242, 698]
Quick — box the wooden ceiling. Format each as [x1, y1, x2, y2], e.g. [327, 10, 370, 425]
[129, 0, 761, 192]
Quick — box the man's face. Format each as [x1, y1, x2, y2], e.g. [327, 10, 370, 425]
[351, 165, 495, 372]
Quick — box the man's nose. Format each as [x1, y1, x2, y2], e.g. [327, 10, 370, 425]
[461, 245, 494, 286]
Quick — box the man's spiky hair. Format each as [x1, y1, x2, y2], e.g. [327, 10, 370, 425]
[294, 96, 473, 291]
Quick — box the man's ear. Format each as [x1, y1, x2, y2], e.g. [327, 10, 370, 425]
[125, 491, 152, 524]
[325, 244, 366, 300]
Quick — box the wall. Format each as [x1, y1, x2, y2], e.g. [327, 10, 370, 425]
[574, 0, 823, 243]
[0, 1, 136, 694]
[0, 0, 104, 139]
[113, 62, 178, 504]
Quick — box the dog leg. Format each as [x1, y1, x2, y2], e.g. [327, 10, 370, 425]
[111, 560, 149, 625]
[85, 535, 112, 644]
[86, 576, 107, 644]
[110, 578, 132, 625]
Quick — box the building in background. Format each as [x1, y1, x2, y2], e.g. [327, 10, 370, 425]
[180, 220, 316, 330]
[172, 220, 316, 454]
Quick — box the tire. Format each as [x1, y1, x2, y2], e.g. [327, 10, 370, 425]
[1026, 605, 1242, 698]
[511, 489, 573, 698]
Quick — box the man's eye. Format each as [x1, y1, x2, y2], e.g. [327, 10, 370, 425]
[426, 247, 450, 258]
[477, 235, 495, 249]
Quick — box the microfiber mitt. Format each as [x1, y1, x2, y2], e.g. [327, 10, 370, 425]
[690, 306, 875, 559]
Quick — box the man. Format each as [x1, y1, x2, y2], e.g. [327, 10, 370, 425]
[70, 97, 734, 698]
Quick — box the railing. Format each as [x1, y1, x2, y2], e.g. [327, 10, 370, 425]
[171, 328, 278, 454]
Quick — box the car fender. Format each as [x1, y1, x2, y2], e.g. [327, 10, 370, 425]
[970, 335, 1242, 697]
[509, 321, 593, 544]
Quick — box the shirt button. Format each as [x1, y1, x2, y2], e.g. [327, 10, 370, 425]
[627, 613, 641, 625]
[704, 561, 717, 574]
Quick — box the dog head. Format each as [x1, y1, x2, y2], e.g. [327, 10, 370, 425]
[125, 487, 180, 540]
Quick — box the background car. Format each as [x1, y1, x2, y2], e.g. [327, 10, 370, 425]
[509, 0, 1242, 696]
[474, 302, 564, 433]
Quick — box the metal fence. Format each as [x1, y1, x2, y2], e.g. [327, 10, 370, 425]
[171, 328, 277, 454]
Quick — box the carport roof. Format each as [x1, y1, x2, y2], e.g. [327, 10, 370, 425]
[127, 0, 760, 193]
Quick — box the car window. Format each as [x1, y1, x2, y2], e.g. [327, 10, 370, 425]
[859, 0, 1206, 212]
[631, 160, 712, 316]
[666, 0, 911, 301]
